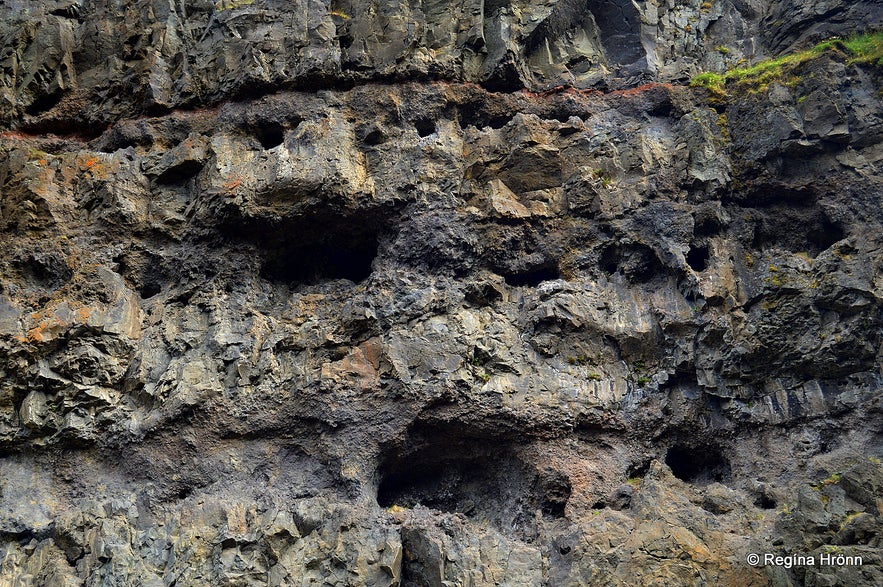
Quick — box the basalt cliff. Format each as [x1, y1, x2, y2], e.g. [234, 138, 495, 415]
[1, 1, 883, 586]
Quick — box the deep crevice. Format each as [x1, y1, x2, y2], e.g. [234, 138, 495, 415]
[14, 252, 73, 289]
[694, 216, 722, 237]
[139, 282, 162, 300]
[594, 0, 644, 67]
[0, 526, 54, 546]
[727, 185, 818, 208]
[115, 249, 168, 301]
[807, 218, 845, 253]
[338, 34, 354, 50]
[524, 0, 643, 66]
[50, 6, 82, 20]
[221, 199, 396, 288]
[627, 461, 651, 479]
[253, 215, 384, 286]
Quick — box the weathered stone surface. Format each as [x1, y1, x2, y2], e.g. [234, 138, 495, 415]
[1, 1, 882, 586]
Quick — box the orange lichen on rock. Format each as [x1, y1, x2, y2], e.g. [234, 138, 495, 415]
[78, 154, 109, 179]
[26, 317, 62, 342]
[76, 306, 93, 322]
[22, 301, 96, 343]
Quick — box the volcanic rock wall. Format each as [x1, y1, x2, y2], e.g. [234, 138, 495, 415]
[1, 1, 882, 586]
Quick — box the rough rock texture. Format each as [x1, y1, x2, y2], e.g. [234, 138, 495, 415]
[1, 1, 882, 586]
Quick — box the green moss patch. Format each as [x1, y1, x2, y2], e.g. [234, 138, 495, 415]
[691, 30, 883, 96]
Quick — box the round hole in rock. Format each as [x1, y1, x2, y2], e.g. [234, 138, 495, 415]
[363, 128, 384, 145]
[356, 123, 386, 146]
[686, 244, 709, 272]
[254, 122, 285, 150]
[665, 445, 731, 485]
[414, 119, 436, 137]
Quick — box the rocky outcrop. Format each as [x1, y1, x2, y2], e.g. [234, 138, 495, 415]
[3, 0, 881, 127]
[1, 1, 882, 586]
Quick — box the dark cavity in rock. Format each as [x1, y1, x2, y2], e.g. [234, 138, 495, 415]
[502, 264, 562, 287]
[377, 423, 571, 538]
[261, 230, 380, 286]
[599, 243, 664, 283]
[458, 101, 515, 130]
[754, 492, 777, 510]
[665, 445, 732, 485]
[25, 91, 62, 116]
[414, 119, 436, 137]
[15, 252, 73, 289]
[253, 122, 286, 150]
[748, 205, 844, 257]
[155, 160, 204, 185]
[687, 244, 710, 272]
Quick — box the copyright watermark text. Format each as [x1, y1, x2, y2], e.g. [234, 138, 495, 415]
[747, 552, 863, 568]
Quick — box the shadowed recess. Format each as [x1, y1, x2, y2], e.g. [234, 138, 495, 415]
[253, 121, 285, 150]
[687, 244, 710, 272]
[261, 232, 380, 285]
[502, 264, 562, 287]
[666, 445, 732, 485]
[377, 422, 571, 540]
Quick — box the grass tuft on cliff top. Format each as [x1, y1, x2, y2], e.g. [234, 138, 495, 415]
[691, 30, 883, 95]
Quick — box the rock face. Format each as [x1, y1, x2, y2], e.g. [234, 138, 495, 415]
[1, 1, 882, 586]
